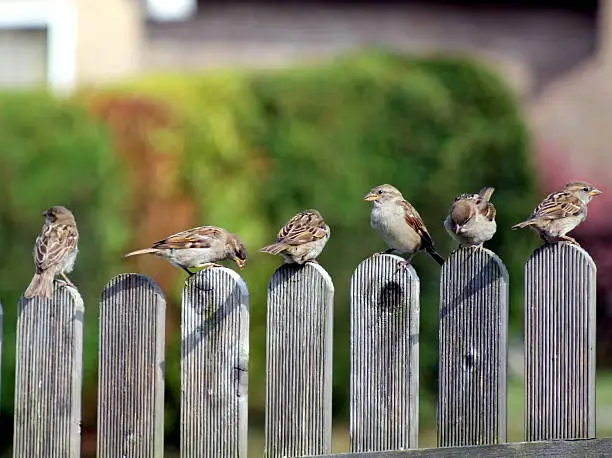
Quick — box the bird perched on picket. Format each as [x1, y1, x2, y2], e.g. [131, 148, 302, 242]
[364, 184, 444, 266]
[124, 225, 247, 275]
[512, 181, 602, 246]
[259, 209, 330, 265]
[24, 206, 79, 300]
[444, 186, 497, 248]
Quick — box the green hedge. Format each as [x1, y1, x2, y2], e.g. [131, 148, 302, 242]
[0, 92, 129, 416]
[0, 52, 536, 444]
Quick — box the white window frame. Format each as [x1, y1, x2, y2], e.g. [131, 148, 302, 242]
[0, 0, 77, 93]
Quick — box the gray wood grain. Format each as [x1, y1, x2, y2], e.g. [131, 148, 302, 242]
[311, 437, 612, 457]
[524, 242, 596, 441]
[181, 267, 249, 458]
[13, 284, 84, 458]
[264, 263, 334, 458]
[350, 254, 419, 453]
[97, 274, 166, 457]
[438, 247, 509, 446]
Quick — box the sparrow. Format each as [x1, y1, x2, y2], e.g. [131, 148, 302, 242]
[124, 225, 247, 275]
[444, 186, 497, 247]
[24, 206, 79, 300]
[259, 209, 330, 265]
[364, 184, 445, 266]
[512, 181, 602, 245]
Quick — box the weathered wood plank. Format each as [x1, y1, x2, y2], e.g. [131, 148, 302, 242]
[181, 268, 249, 458]
[13, 285, 84, 458]
[264, 263, 334, 458]
[524, 243, 596, 441]
[310, 437, 612, 457]
[350, 254, 419, 452]
[438, 247, 509, 446]
[97, 274, 166, 458]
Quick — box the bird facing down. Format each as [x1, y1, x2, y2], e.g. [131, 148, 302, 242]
[24, 206, 79, 300]
[259, 209, 330, 265]
[124, 226, 247, 275]
[512, 181, 602, 245]
[444, 186, 497, 247]
[364, 184, 445, 266]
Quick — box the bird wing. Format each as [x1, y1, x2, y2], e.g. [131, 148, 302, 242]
[530, 191, 584, 220]
[35, 223, 78, 272]
[276, 211, 328, 246]
[401, 200, 436, 248]
[152, 226, 221, 250]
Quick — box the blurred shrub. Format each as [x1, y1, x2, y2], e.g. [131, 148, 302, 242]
[0, 92, 129, 419]
[82, 51, 535, 437]
[0, 51, 536, 448]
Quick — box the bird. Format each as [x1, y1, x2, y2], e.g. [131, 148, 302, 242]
[364, 184, 445, 266]
[259, 209, 330, 265]
[124, 225, 247, 275]
[512, 181, 602, 246]
[444, 186, 497, 247]
[24, 206, 79, 300]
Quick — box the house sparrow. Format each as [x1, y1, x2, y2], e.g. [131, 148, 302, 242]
[125, 226, 247, 275]
[444, 186, 497, 247]
[512, 181, 602, 245]
[24, 206, 79, 300]
[364, 184, 445, 266]
[259, 209, 330, 264]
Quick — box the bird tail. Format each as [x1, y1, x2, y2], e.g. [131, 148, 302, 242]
[511, 220, 534, 230]
[426, 246, 445, 266]
[124, 248, 159, 258]
[259, 243, 287, 255]
[24, 271, 55, 300]
[478, 186, 495, 201]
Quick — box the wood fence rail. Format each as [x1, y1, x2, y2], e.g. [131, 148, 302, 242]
[3, 242, 604, 457]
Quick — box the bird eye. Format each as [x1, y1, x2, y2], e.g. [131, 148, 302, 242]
[377, 189, 383, 194]
[583, 187, 589, 192]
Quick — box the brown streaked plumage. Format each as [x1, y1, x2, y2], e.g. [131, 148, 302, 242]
[259, 209, 330, 265]
[444, 186, 497, 247]
[512, 181, 602, 245]
[125, 225, 247, 275]
[364, 184, 445, 266]
[24, 206, 79, 300]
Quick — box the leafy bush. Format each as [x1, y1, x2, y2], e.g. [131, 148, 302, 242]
[0, 52, 536, 448]
[0, 92, 129, 420]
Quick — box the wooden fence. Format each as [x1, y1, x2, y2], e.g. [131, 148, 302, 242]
[3, 242, 608, 457]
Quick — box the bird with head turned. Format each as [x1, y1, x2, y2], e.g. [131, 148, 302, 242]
[259, 209, 330, 265]
[364, 183, 445, 267]
[512, 181, 602, 246]
[124, 225, 247, 277]
[24, 205, 79, 300]
[444, 186, 497, 248]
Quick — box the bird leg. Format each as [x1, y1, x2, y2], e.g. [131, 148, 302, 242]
[558, 235, 581, 246]
[202, 263, 224, 269]
[60, 273, 76, 288]
[181, 266, 195, 276]
[375, 249, 395, 256]
[305, 259, 320, 265]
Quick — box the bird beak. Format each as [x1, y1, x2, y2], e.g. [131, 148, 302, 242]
[589, 188, 603, 197]
[235, 258, 246, 270]
[364, 192, 378, 202]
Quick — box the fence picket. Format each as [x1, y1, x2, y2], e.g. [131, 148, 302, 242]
[181, 268, 249, 458]
[350, 254, 420, 452]
[264, 263, 334, 457]
[524, 242, 596, 440]
[97, 274, 166, 457]
[438, 247, 509, 446]
[13, 285, 84, 458]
